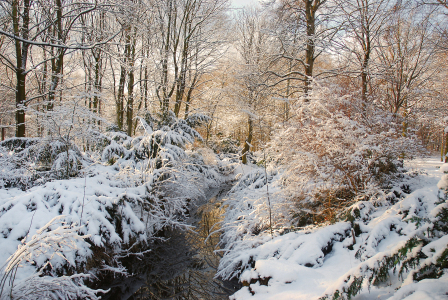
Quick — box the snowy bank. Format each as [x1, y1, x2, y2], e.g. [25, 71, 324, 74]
[219, 158, 448, 300]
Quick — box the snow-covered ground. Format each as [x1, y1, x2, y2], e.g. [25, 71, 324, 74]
[0, 143, 230, 298]
[224, 157, 448, 300]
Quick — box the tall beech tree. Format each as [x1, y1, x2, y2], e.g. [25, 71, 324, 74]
[336, 0, 391, 107]
[268, 0, 335, 99]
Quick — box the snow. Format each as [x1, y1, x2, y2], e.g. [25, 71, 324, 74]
[440, 163, 448, 173]
[221, 157, 448, 300]
[437, 174, 448, 190]
[387, 273, 448, 300]
[232, 161, 257, 178]
[0, 114, 229, 298]
[0, 165, 149, 277]
[1, 122, 447, 300]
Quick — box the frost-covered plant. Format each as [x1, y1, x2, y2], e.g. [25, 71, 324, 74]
[0, 142, 38, 189]
[0, 216, 105, 300]
[133, 111, 205, 165]
[216, 168, 292, 280]
[0, 137, 87, 183]
[320, 188, 448, 300]
[0, 99, 112, 184]
[0, 162, 172, 288]
[220, 160, 448, 299]
[208, 134, 241, 156]
[98, 111, 225, 234]
[17, 93, 108, 180]
[268, 81, 419, 224]
[0, 109, 226, 294]
[101, 110, 219, 189]
[101, 111, 206, 166]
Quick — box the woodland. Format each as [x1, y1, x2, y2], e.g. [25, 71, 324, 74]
[1, 0, 448, 299]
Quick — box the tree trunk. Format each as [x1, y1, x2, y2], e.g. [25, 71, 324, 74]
[116, 65, 127, 131]
[47, 50, 64, 111]
[13, 0, 31, 137]
[126, 68, 135, 136]
[174, 23, 190, 117]
[144, 66, 148, 110]
[160, 0, 173, 120]
[402, 98, 408, 137]
[359, 0, 371, 112]
[93, 50, 102, 118]
[445, 131, 448, 163]
[16, 70, 27, 137]
[126, 28, 136, 136]
[242, 117, 253, 164]
[116, 30, 131, 131]
[47, 0, 65, 112]
[441, 131, 445, 162]
[304, 0, 316, 98]
[184, 73, 198, 119]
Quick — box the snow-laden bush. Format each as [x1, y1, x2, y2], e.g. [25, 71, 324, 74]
[217, 167, 292, 280]
[208, 134, 242, 156]
[100, 111, 224, 200]
[224, 159, 448, 300]
[0, 106, 234, 298]
[0, 137, 89, 186]
[101, 111, 204, 164]
[0, 94, 111, 184]
[0, 143, 37, 189]
[0, 150, 225, 293]
[133, 111, 204, 164]
[268, 81, 420, 224]
[0, 168, 150, 274]
[0, 216, 106, 300]
[320, 186, 448, 300]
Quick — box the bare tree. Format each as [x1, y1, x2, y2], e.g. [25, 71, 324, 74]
[0, 0, 115, 137]
[267, 0, 337, 98]
[232, 7, 272, 164]
[336, 0, 391, 107]
[376, 2, 439, 135]
[151, 0, 229, 122]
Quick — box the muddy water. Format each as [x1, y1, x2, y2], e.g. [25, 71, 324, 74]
[100, 186, 240, 300]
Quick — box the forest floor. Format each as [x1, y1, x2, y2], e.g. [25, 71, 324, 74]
[1, 154, 448, 300]
[226, 157, 448, 300]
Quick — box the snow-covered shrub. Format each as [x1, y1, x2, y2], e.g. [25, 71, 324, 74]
[268, 81, 419, 225]
[101, 110, 224, 193]
[0, 110, 228, 294]
[319, 172, 448, 300]
[438, 175, 448, 190]
[132, 111, 203, 164]
[320, 211, 448, 300]
[0, 216, 105, 300]
[223, 159, 448, 299]
[0, 164, 172, 288]
[99, 111, 205, 167]
[0, 137, 86, 183]
[51, 149, 85, 178]
[101, 140, 128, 164]
[217, 167, 292, 280]
[208, 134, 241, 156]
[0, 137, 87, 188]
[0, 143, 37, 189]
